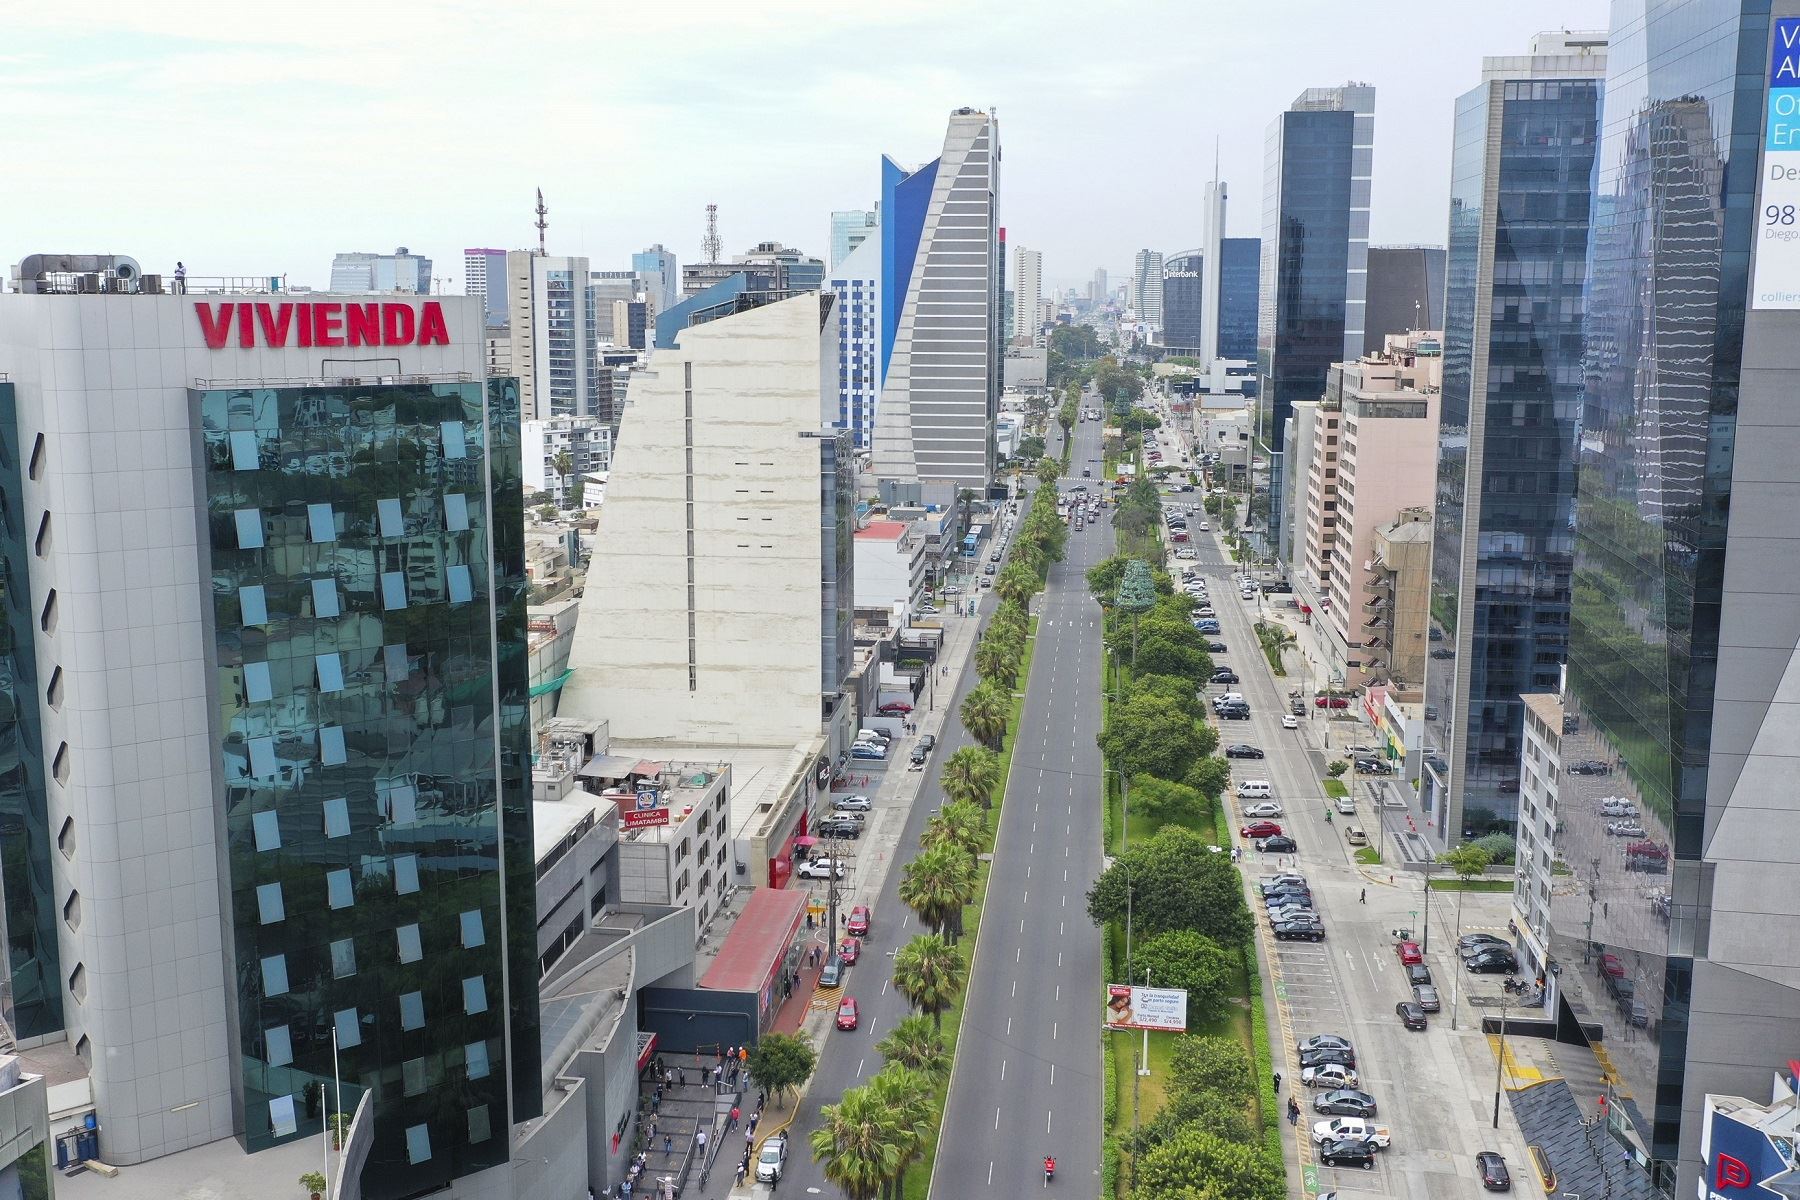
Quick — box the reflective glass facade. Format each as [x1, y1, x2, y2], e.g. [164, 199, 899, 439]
[820, 431, 854, 691]
[1161, 252, 1204, 354]
[200, 378, 536, 1198]
[1428, 76, 1599, 837]
[1560, 4, 1766, 1190]
[1218, 237, 1262, 363]
[0, 383, 61, 1041]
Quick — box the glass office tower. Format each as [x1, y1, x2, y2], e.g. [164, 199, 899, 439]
[1161, 252, 1205, 353]
[1427, 41, 1603, 843]
[1217, 237, 1263, 363]
[201, 377, 538, 1197]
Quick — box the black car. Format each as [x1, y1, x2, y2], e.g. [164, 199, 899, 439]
[1212, 671, 1241, 684]
[1207, 641, 1228, 652]
[1320, 1138, 1377, 1170]
[1225, 744, 1264, 759]
[1568, 759, 1611, 775]
[1263, 888, 1312, 905]
[1465, 950, 1519, 974]
[1313, 1089, 1378, 1118]
[1406, 962, 1433, 986]
[1430, 647, 1455, 659]
[1475, 1151, 1512, 1191]
[1458, 933, 1510, 955]
[1220, 706, 1252, 721]
[1354, 758, 1392, 775]
[1299, 1047, 1356, 1070]
[1259, 874, 1308, 891]
[1395, 1001, 1428, 1030]
[1260, 835, 1298, 853]
[1274, 922, 1326, 941]
[817, 819, 863, 839]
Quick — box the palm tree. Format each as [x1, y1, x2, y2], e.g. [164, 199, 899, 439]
[867, 1066, 936, 1197]
[974, 637, 1020, 690]
[994, 561, 1039, 606]
[960, 682, 1009, 752]
[939, 745, 1001, 811]
[1037, 456, 1062, 485]
[989, 600, 1029, 642]
[892, 935, 966, 1031]
[875, 1015, 951, 1081]
[898, 843, 976, 941]
[810, 1085, 901, 1200]
[921, 801, 986, 859]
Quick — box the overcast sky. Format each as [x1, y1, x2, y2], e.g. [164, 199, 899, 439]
[8, 0, 1609, 293]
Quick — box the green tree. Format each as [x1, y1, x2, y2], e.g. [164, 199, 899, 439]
[1326, 759, 1348, 778]
[1057, 396, 1078, 440]
[1168, 1034, 1255, 1101]
[866, 1066, 935, 1196]
[1184, 756, 1232, 803]
[1134, 1126, 1284, 1200]
[810, 1085, 900, 1200]
[1018, 435, 1046, 462]
[1134, 628, 1214, 682]
[898, 842, 977, 942]
[1100, 691, 1208, 782]
[974, 636, 1021, 691]
[1036, 456, 1062, 485]
[1131, 673, 1206, 723]
[1440, 843, 1493, 880]
[960, 682, 1010, 752]
[748, 1032, 818, 1104]
[921, 801, 987, 857]
[875, 1014, 950, 1081]
[1128, 774, 1206, 822]
[1123, 1091, 1255, 1160]
[1135, 929, 1235, 1017]
[994, 560, 1041, 605]
[988, 599, 1029, 644]
[939, 745, 1001, 811]
[892, 935, 965, 1030]
[1087, 827, 1253, 944]
[1086, 554, 1131, 605]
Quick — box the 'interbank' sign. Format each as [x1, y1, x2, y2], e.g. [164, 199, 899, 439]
[193, 301, 452, 349]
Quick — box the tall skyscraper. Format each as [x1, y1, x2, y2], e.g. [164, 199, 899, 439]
[0, 264, 537, 1197]
[1364, 245, 1447, 353]
[1216, 238, 1262, 361]
[1425, 35, 1603, 846]
[1091, 268, 1108, 306]
[830, 224, 883, 448]
[463, 247, 509, 327]
[1162, 251, 1205, 353]
[330, 247, 433, 295]
[1258, 83, 1374, 560]
[829, 210, 878, 272]
[505, 251, 609, 421]
[1508, 9, 1800, 1194]
[1201, 180, 1227, 363]
[1011, 245, 1043, 343]
[1131, 250, 1165, 323]
[631, 243, 679, 311]
[871, 107, 1002, 494]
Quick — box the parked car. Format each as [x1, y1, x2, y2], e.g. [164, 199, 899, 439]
[1406, 962, 1433, 987]
[1568, 759, 1612, 776]
[1413, 984, 1441, 1012]
[1458, 933, 1510, 955]
[1260, 835, 1298, 853]
[1312, 1117, 1390, 1149]
[850, 744, 887, 761]
[846, 905, 871, 937]
[1241, 801, 1284, 818]
[1302, 1062, 1359, 1089]
[818, 818, 864, 838]
[1475, 1151, 1512, 1191]
[1300, 1047, 1357, 1071]
[1333, 796, 1357, 815]
[835, 996, 860, 1030]
[1315, 696, 1351, 709]
[1313, 1089, 1378, 1118]
[1259, 873, 1309, 892]
[1212, 670, 1239, 683]
[1275, 921, 1326, 941]
[1608, 821, 1649, 838]
[838, 938, 860, 964]
[1354, 758, 1392, 775]
[1241, 821, 1284, 839]
[1395, 1001, 1428, 1030]
[1225, 744, 1265, 759]
[833, 795, 873, 811]
[1219, 704, 1251, 720]
[1465, 949, 1519, 974]
[1396, 940, 1423, 965]
[1600, 952, 1626, 978]
[878, 701, 913, 715]
[755, 1134, 788, 1183]
[1298, 1034, 1355, 1056]
[1318, 1138, 1377, 1170]
[1282, 714, 1299, 729]
[797, 858, 848, 880]
[1207, 641, 1227, 652]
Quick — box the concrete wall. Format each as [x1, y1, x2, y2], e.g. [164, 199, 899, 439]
[560, 296, 829, 746]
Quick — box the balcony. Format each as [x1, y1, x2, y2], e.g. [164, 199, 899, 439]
[1362, 595, 1386, 611]
[1363, 615, 1382, 629]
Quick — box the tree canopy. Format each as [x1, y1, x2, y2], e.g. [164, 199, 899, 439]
[1134, 1126, 1285, 1200]
[1087, 826, 1253, 944]
[1099, 691, 1209, 783]
[1134, 929, 1236, 1018]
[749, 1032, 818, 1103]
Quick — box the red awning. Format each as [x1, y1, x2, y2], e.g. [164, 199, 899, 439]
[793, 836, 818, 847]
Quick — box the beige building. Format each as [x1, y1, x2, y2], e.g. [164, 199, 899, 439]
[1294, 399, 1339, 588]
[1315, 331, 1441, 687]
[1368, 507, 1432, 686]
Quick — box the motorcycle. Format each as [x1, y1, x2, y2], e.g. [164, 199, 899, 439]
[1044, 1157, 1056, 1185]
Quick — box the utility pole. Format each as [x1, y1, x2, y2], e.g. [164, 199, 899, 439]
[1494, 988, 1510, 1127]
[1138, 967, 1152, 1078]
[1450, 883, 1467, 1031]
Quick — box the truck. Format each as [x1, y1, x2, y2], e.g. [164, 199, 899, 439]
[1311, 1117, 1391, 1149]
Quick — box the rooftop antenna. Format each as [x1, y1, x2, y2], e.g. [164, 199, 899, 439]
[535, 189, 548, 256]
[702, 204, 723, 263]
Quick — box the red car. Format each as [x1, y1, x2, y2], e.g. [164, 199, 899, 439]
[877, 702, 912, 716]
[1396, 940, 1423, 965]
[836, 996, 860, 1031]
[1241, 820, 1284, 839]
[846, 905, 871, 937]
[839, 938, 861, 964]
[1600, 952, 1625, 978]
[1315, 696, 1351, 709]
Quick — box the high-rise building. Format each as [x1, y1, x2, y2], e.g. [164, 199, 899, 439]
[829, 210, 878, 272]
[1258, 83, 1375, 561]
[1131, 250, 1164, 323]
[1012, 246, 1042, 343]
[329, 246, 433, 294]
[523, 416, 612, 508]
[870, 107, 1002, 495]
[505, 251, 609, 421]
[1201, 180, 1227, 363]
[0, 261, 537, 1197]
[1216, 238, 1262, 362]
[1091, 268, 1108, 307]
[1425, 35, 1603, 845]
[1501, 9, 1800, 1195]
[463, 247, 509, 327]
[560, 294, 853, 744]
[1364, 245, 1447, 354]
[631, 243, 679, 312]
[830, 227, 883, 448]
[1162, 251, 1205, 353]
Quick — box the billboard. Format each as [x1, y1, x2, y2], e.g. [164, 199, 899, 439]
[1755, 18, 1800, 308]
[1104, 984, 1188, 1032]
[1698, 1085, 1800, 1200]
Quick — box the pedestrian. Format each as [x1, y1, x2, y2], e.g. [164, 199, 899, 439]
[757, 1088, 767, 1110]
[745, 1128, 755, 1149]
[749, 1112, 760, 1134]
[697, 1130, 707, 1154]
[735, 1159, 747, 1186]
[675, 1067, 684, 1086]
[663, 1134, 672, 1154]
[1359, 887, 1366, 904]
[729, 1105, 740, 1130]
[740, 1045, 749, 1066]
[172, 261, 187, 295]
[648, 1120, 657, 1141]
[1273, 1070, 1282, 1094]
[1287, 1098, 1300, 1126]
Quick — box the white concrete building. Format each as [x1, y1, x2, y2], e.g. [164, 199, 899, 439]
[505, 250, 605, 420]
[1131, 249, 1164, 324]
[1011, 246, 1042, 343]
[559, 294, 851, 746]
[853, 520, 927, 612]
[329, 246, 431, 294]
[830, 229, 883, 449]
[463, 247, 508, 326]
[523, 416, 613, 509]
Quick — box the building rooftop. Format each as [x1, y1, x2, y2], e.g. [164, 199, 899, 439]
[1521, 692, 1565, 732]
[1379, 519, 1433, 545]
[609, 739, 820, 846]
[856, 521, 910, 541]
[698, 888, 807, 992]
[533, 795, 605, 864]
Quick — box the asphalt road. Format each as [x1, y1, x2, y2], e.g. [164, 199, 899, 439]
[930, 408, 1109, 1196]
[1186, 516, 1536, 1199]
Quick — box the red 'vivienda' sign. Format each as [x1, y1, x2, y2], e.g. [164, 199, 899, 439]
[194, 301, 451, 349]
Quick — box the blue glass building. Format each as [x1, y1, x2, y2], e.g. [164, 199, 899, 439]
[1217, 237, 1262, 363]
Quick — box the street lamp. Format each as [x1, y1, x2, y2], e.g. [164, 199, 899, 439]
[1493, 987, 1510, 1127]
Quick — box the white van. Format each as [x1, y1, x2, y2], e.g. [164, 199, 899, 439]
[1236, 780, 1273, 799]
[1215, 692, 1245, 707]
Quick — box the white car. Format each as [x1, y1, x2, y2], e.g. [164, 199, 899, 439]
[1282, 714, 1299, 729]
[1334, 796, 1357, 816]
[1242, 801, 1284, 818]
[833, 795, 873, 811]
[1312, 1118, 1390, 1149]
[1198, 522, 1210, 531]
[1176, 548, 1197, 560]
[1302, 1062, 1359, 1089]
[796, 858, 848, 880]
